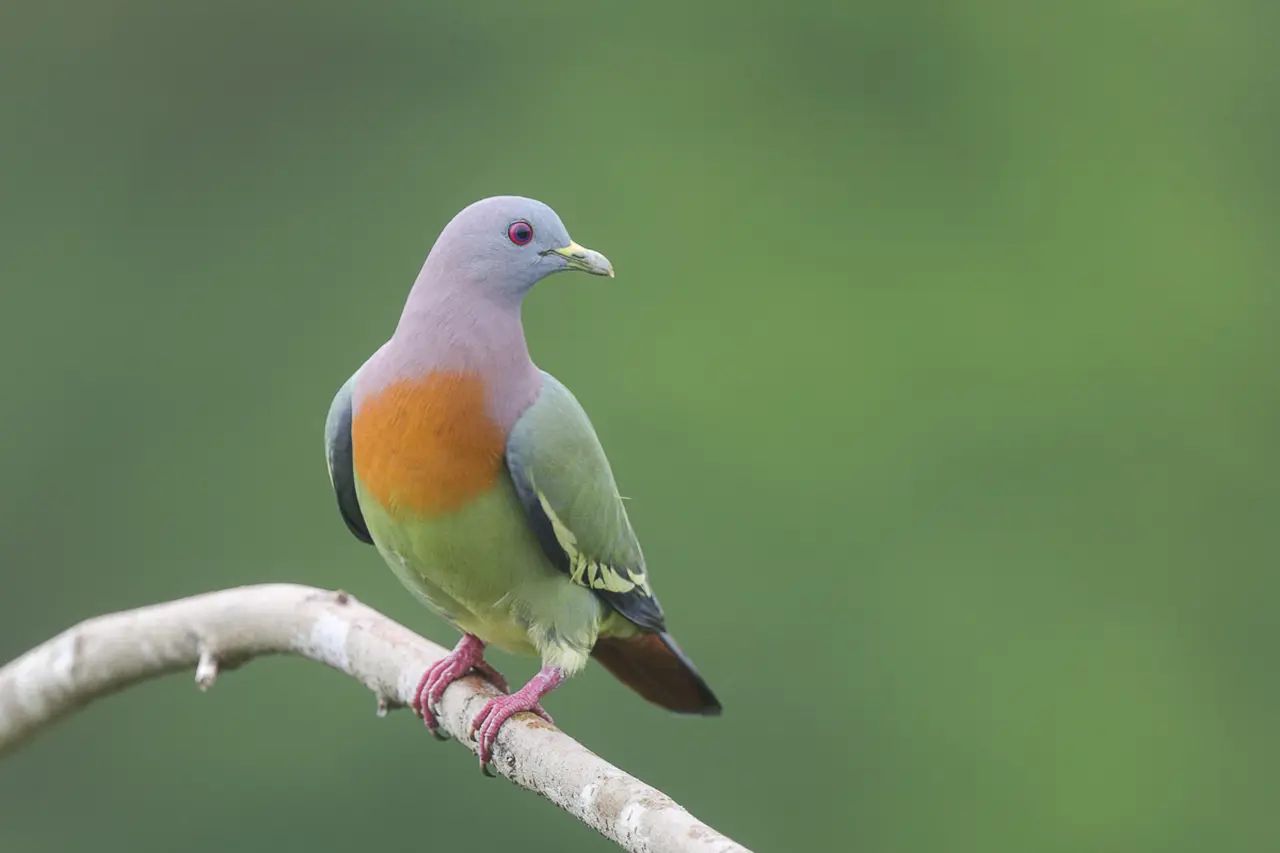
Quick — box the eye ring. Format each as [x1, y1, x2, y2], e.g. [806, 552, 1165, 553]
[508, 220, 534, 245]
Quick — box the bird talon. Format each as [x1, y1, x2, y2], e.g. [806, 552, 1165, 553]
[419, 701, 445, 737]
[411, 634, 508, 746]
[411, 670, 430, 719]
[469, 666, 565, 765]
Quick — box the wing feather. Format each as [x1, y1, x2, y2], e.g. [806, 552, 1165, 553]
[324, 371, 373, 545]
[506, 372, 666, 633]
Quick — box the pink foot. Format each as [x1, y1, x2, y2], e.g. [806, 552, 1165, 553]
[411, 634, 509, 738]
[469, 666, 564, 768]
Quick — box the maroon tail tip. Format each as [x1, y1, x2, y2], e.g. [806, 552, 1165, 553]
[591, 632, 722, 715]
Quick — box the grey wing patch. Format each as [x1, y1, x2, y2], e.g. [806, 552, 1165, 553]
[324, 372, 373, 545]
[505, 373, 666, 633]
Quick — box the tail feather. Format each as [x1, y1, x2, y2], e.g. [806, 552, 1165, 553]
[591, 632, 722, 715]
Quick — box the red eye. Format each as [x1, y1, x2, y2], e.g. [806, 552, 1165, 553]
[508, 221, 533, 245]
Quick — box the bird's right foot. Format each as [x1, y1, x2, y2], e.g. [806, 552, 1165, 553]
[412, 633, 508, 738]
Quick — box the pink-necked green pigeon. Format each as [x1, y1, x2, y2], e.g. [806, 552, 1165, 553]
[324, 196, 720, 768]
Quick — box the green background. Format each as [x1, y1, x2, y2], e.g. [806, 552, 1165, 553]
[1, 2, 1276, 851]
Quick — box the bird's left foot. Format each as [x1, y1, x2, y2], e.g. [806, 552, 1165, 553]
[469, 666, 564, 768]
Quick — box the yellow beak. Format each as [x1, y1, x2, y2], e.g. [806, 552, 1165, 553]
[543, 240, 614, 278]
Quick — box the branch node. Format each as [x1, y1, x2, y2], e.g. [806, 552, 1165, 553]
[194, 649, 220, 691]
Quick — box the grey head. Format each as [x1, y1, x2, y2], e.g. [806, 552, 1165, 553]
[413, 195, 613, 303]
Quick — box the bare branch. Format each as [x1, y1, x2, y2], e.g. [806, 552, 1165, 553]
[0, 584, 748, 853]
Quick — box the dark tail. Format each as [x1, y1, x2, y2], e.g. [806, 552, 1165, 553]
[591, 632, 722, 715]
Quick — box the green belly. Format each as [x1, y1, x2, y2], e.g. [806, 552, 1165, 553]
[355, 470, 604, 671]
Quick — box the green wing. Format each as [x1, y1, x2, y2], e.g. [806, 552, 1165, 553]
[505, 371, 667, 633]
[324, 369, 373, 545]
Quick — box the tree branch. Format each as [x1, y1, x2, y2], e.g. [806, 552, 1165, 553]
[0, 583, 748, 853]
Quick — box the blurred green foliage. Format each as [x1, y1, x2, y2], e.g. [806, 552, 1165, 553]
[1, 2, 1277, 851]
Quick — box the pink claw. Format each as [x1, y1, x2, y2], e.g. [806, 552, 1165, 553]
[412, 634, 508, 736]
[469, 666, 564, 768]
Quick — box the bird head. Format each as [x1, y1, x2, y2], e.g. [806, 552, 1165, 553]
[421, 196, 614, 301]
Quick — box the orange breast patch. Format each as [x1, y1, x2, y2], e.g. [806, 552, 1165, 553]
[352, 371, 506, 517]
